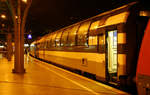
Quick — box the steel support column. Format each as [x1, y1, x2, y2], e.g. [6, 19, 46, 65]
[7, 33, 13, 61]
[12, 0, 25, 73]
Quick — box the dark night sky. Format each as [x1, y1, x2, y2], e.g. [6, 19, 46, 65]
[26, 0, 138, 39]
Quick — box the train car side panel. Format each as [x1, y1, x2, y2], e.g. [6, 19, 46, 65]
[43, 50, 106, 80]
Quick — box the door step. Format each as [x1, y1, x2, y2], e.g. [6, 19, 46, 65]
[109, 81, 118, 86]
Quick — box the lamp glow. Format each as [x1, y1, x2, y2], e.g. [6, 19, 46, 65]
[22, 0, 27, 3]
[1, 14, 6, 19]
[28, 34, 32, 39]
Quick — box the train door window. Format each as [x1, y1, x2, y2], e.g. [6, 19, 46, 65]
[106, 30, 118, 81]
[77, 21, 91, 46]
[68, 25, 79, 46]
[55, 31, 63, 47]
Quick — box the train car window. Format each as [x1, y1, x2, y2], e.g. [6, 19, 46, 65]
[68, 25, 80, 46]
[40, 43, 42, 49]
[36, 43, 39, 49]
[43, 42, 46, 49]
[39, 43, 41, 49]
[61, 28, 71, 46]
[88, 20, 100, 46]
[49, 34, 53, 47]
[46, 41, 49, 49]
[37, 42, 39, 48]
[43, 42, 45, 49]
[40, 42, 42, 49]
[43, 41, 45, 49]
[46, 41, 48, 49]
[41, 42, 42, 49]
[47, 39, 50, 48]
[89, 20, 99, 34]
[77, 21, 91, 46]
[55, 31, 63, 47]
[51, 32, 57, 47]
[41, 43, 43, 49]
[46, 39, 49, 48]
[140, 11, 150, 17]
[45, 35, 51, 48]
[41, 42, 43, 49]
[88, 36, 97, 45]
[44, 41, 47, 49]
[105, 12, 129, 26]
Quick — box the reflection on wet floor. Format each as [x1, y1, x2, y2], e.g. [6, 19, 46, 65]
[0, 53, 129, 95]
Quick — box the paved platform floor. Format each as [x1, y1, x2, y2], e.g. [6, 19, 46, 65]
[0, 54, 130, 95]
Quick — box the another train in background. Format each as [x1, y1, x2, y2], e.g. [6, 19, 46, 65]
[30, 2, 150, 94]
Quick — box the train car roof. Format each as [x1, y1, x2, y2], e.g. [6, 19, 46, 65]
[55, 2, 137, 31]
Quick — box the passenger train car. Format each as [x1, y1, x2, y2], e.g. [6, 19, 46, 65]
[30, 2, 150, 94]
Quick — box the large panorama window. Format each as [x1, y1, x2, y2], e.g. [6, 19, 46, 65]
[48, 34, 52, 47]
[61, 28, 71, 46]
[55, 31, 63, 47]
[68, 25, 80, 46]
[77, 21, 91, 46]
[51, 32, 57, 47]
[88, 17, 106, 46]
[45, 34, 51, 48]
[88, 20, 99, 45]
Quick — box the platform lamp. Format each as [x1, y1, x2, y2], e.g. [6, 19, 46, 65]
[0, 14, 6, 29]
[27, 34, 32, 39]
[22, 0, 27, 3]
[1, 14, 6, 19]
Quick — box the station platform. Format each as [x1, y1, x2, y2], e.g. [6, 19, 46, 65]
[0, 53, 130, 95]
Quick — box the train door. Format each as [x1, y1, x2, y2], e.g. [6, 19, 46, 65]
[106, 30, 118, 82]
